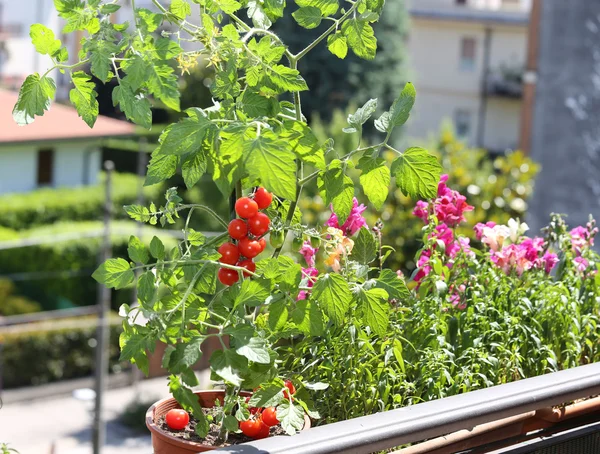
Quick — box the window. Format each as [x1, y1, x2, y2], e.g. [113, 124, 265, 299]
[454, 110, 472, 138]
[37, 149, 54, 186]
[460, 37, 476, 71]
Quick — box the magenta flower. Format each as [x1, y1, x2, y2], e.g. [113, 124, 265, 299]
[570, 225, 597, 256]
[474, 222, 497, 241]
[541, 252, 559, 274]
[574, 256, 589, 273]
[325, 198, 367, 236]
[412, 200, 429, 223]
[299, 241, 318, 267]
[413, 174, 473, 227]
[297, 267, 319, 301]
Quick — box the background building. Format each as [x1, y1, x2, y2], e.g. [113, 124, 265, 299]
[406, 0, 531, 153]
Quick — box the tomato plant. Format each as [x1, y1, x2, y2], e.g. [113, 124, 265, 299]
[18, 0, 443, 444]
[239, 418, 262, 438]
[165, 409, 190, 430]
[261, 407, 280, 427]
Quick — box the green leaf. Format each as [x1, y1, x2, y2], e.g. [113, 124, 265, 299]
[291, 299, 324, 336]
[209, 349, 247, 386]
[150, 236, 165, 260]
[342, 18, 377, 60]
[112, 83, 152, 129]
[348, 98, 378, 129]
[352, 227, 377, 264]
[292, 6, 322, 29]
[128, 235, 149, 264]
[121, 56, 150, 91]
[194, 262, 218, 294]
[30, 24, 61, 56]
[188, 229, 206, 247]
[101, 4, 121, 13]
[296, 0, 338, 16]
[311, 273, 352, 325]
[169, 337, 205, 373]
[137, 8, 163, 33]
[12, 74, 56, 125]
[147, 64, 181, 111]
[124, 205, 151, 222]
[241, 90, 276, 117]
[247, 0, 272, 29]
[357, 156, 390, 209]
[182, 153, 207, 189]
[281, 121, 326, 170]
[277, 400, 305, 435]
[375, 269, 410, 301]
[138, 271, 156, 304]
[249, 384, 284, 408]
[391, 147, 442, 199]
[215, 0, 242, 14]
[389, 82, 416, 129]
[88, 40, 119, 82]
[235, 279, 271, 307]
[181, 368, 199, 387]
[92, 258, 134, 289]
[318, 162, 354, 224]
[69, 71, 99, 128]
[358, 287, 389, 336]
[268, 65, 309, 93]
[169, 375, 209, 437]
[327, 32, 347, 59]
[170, 0, 191, 19]
[223, 415, 239, 432]
[154, 38, 183, 60]
[264, 0, 285, 19]
[144, 153, 178, 186]
[160, 109, 215, 156]
[244, 132, 297, 200]
[268, 299, 288, 331]
[235, 336, 271, 364]
[119, 330, 152, 368]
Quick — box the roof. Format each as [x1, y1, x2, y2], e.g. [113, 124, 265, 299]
[0, 89, 136, 144]
[410, 4, 529, 26]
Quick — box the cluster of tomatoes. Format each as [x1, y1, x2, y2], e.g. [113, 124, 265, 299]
[239, 380, 296, 439]
[217, 187, 273, 286]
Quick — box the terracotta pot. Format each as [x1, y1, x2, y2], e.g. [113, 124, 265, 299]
[146, 390, 311, 454]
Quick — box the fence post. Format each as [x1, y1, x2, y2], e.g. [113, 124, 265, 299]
[92, 161, 114, 454]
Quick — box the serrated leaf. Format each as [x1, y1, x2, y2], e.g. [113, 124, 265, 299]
[303, 381, 329, 390]
[144, 153, 178, 186]
[188, 229, 206, 247]
[209, 349, 247, 386]
[244, 132, 297, 200]
[311, 273, 352, 325]
[358, 287, 389, 336]
[281, 121, 326, 170]
[182, 153, 207, 189]
[268, 299, 288, 331]
[137, 8, 163, 33]
[12, 74, 56, 126]
[249, 384, 284, 407]
[241, 90, 276, 117]
[296, 0, 338, 16]
[327, 32, 347, 59]
[352, 227, 377, 264]
[128, 235, 150, 264]
[292, 6, 322, 29]
[154, 37, 183, 60]
[389, 82, 416, 128]
[150, 236, 165, 260]
[92, 258, 134, 289]
[223, 415, 239, 432]
[342, 18, 377, 60]
[169, 337, 205, 373]
[170, 0, 191, 19]
[291, 299, 324, 336]
[392, 147, 442, 199]
[374, 111, 390, 133]
[122, 56, 150, 91]
[120, 331, 152, 364]
[101, 4, 121, 13]
[147, 64, 180, 111]
[317, 162, 354, 224]
[268, 65, 309, 93]
[216, 0, 242, 14]
[375, 269, 409, 301]
[247, 0, 272, 28]
[112, 83, 152, 129]
[69, 71, 98, 128]
[357, 156, 390, 209]
[235, 279, 271, 307]
[88, 40, 119, 82]
[30, 24, 61, 56]
[138, 271, 155, 303]
[349, 98, 378, 128]
[124, 205, 151, 222]
[264, 0, 285, 19]
[277, 400, 305, 435]
[160, 109, 215, 156]
[235, 336, 271, 364]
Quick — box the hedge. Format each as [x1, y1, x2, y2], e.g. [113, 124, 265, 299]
[0, 316, 125, 389]
[0, 172, 163, 231]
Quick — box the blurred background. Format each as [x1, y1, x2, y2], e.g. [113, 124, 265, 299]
[0, 0, 598, 452]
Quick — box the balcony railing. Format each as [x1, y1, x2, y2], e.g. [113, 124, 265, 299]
[487, 69, 524, 98]
[214, 362, 600, 453]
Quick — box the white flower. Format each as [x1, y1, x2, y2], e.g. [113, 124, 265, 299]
[118, 303, 150, 327]
[507, 218, 529, 242]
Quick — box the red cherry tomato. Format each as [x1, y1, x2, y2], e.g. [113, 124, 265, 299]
[254, 420, 271, 439]
[258, 238, 267, 252]
[238, 237, 262, 259]
[165, 409, 189, 430]
[240, 418, 262, 438]
[254, 187, 273, 209]
[245, 397, 261, 415]
[247, 212, 270, 236]
[261, 407, 279, 427]
[235, 197, 259, 219]
[218, 268, 239, 286]
[238, 259, 256, 277]
[228, 219, 248, 240]
[283, 379, 296, 399]
[218, 242, 240, 265]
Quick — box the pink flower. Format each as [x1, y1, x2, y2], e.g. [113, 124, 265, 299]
[412, 200, 429, 223]
[413, 175, 473, 227]
[325, 198, 368, 236]
[474, 222, 497, 241]
[413, 249, 432, 285]
[574, 256, 589, 273]
[297, 267, 319, 301]
[449, 284, 467, 310]
[570, 225, 597, 256]
[300, 241, 318, 267]
[540, 252, 559, 274]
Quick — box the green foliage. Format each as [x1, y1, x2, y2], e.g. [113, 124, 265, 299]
[0, 278, 42, 316]
[0, 317, 124, 389]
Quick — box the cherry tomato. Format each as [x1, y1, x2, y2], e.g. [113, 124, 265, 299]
[261, 407, 279, 427]
[165, 409, 189, 430]
[247, 212, 271, 236]
[310, 236, 321, 249]
[239, 418, 262, 438]
[239, 237, 262, 259]
[254, 187, 273, 209]
[254, 420, 271, 439]
[292, 236, 304, 252]
[228, 219, 248, 240]
[235, 197, 259, 219]
[218, 268, 239, 286]
[238, 259, 256, 277]
[258, 238, 267, 252]
[245, 397, 261, 415]
[269, 230, 284, 248]
[283, 379, 296, 399]
[218, 242, 240, 265]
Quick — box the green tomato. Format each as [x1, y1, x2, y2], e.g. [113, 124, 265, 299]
[310, 236, 321, 249]
[269, 230, 284, 248]
[292, 235, 304, 252]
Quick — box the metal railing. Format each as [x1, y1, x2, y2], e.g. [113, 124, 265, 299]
[214, 362, 600, 454]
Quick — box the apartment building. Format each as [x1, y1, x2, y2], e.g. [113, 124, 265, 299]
[406, 0, 531, 153]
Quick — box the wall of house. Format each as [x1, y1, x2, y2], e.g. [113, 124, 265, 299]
[0, 146, 37, 193]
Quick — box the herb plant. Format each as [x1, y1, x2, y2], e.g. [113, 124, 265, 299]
[15, 0, 441, 442]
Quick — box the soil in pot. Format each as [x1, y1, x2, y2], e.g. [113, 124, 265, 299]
[157, 406, 287, 448]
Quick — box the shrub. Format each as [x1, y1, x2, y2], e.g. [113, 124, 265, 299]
[0, 173, 163, 231]
[0, 316, 125, 389]
[0, 278, 42, 316]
